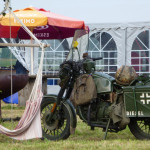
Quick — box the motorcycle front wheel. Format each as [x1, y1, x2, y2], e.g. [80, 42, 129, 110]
[128, 118, 150, 140]
[41, 97, 70, 141]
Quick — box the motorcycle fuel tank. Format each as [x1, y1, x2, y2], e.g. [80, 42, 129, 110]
[92, 72, 115, 93]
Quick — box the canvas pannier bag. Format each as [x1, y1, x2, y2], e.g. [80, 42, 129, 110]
[70, 74, 97, 106]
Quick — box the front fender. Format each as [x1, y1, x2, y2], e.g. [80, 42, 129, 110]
[43, 94, 77, 134]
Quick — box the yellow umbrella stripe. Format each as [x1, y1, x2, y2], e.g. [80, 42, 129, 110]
[0, 9, 48, 27]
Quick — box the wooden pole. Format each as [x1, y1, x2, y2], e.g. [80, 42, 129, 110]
[0, 43, 50, 47]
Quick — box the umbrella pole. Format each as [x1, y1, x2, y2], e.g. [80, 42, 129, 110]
[31, 39, 34, 75]
[0, 100, 1, 119]
[31, 28, 34, 75]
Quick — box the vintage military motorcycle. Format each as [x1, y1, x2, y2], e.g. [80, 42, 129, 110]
[41, 29, 150, 140]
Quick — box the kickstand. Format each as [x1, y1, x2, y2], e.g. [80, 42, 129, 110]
[103, 118, 110, 140]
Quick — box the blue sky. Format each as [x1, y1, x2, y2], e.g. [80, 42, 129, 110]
[1, 0, 150, 23]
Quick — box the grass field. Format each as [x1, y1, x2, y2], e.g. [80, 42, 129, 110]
[0, 102, 150, 150]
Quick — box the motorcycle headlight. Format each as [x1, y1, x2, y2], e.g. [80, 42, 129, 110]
[59, 64, 71, 87]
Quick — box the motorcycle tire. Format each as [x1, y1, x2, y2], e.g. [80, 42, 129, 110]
[41, 97, 70, 141]
[128, 118, 150, 140]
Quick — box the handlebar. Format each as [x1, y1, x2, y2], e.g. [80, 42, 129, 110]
[92, 57, 103, 61]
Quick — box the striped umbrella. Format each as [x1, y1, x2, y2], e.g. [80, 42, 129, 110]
[0, 7, 87, 39]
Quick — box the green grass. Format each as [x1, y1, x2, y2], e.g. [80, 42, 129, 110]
[0, 103, 150, 150]
[1, 104, 25, 110]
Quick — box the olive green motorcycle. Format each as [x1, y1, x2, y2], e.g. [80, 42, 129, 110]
[41, 29, 150, 140]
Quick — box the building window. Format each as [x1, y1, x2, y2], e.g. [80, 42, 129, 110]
[131, 30, 150, 75]
[88, 32, 117, 76]
[38, 39, 69, 76]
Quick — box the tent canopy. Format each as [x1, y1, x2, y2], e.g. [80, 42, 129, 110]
[86, 21, 150, 76]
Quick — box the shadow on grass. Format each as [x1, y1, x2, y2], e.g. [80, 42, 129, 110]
[69, 124, 135, 142]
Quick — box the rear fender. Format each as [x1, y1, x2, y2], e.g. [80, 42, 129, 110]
[43, 94, 77, 134]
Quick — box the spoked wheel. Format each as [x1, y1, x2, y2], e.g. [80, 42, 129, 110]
[41, 97, 70, 141]
[128, 118, 150, 140]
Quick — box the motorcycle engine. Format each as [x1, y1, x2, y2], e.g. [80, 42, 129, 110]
[77, 96, 111, 122]
[96, 101, 111, 120]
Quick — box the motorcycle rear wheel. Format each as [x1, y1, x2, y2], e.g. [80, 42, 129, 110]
[128, 118, 150, 139]
[41, 97, 70, 141]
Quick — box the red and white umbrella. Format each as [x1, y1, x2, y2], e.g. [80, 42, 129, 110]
[0, 7, 87, 39]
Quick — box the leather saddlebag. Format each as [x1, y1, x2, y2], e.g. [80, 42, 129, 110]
[70, 74, 97, 106]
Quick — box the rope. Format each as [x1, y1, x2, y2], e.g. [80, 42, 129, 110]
[7, 0, 15, 130]
[0, 0, 9, 15]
